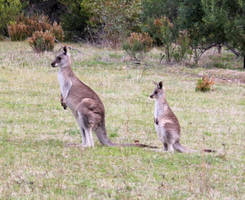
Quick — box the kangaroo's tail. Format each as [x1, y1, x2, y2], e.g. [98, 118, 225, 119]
[95, 125, 158, 149]
[95, 124, 114, 146]
[173, 142, 196, 153]
[203, 149, 216, 153]
[173, 141, 215, 153]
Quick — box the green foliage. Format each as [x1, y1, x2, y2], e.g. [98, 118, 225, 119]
[123, 32, 153, 61]
[82, 0, 141, 47]
[224, 0, 245, 56]
[141, 0, 180, 22]
[173, 30, 192, 63]
[28, 31, 55, 52]
[59, 0, 90, 41]
[152, 17, 178, 63]
[0, 0, 22, 35]
[178, 0, 244, 65]
[178, 0, 207, 64]
[201, 0, 227, 45]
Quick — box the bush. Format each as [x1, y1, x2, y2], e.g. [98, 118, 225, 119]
[173, 30, 192, 63]
[8, 23, 28, 41]
[195, 76, 214, 92]
[123, 32, 153, 61]
[52, 21, 64, 42]
[8, 15, 64, 42]
[82, 0, 141, 47]
[153, 17, 177, 63]
[0, 0, 22, 36]
[60, 1, 90, 41]
[28, 31, 55, 52]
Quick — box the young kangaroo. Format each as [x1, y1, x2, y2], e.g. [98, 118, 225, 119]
[51, 46, 157, 148]
[150, 81, 214, 153]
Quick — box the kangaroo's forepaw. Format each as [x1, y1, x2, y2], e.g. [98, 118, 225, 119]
[61, 102, 67, 110]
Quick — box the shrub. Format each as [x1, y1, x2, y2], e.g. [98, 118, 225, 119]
[0, 0, 22, 36]
[173, 30, 192, 63]
[28, 31, 55, 52]
[8, 23, 28, 41]
[123, 32, 153, 61]
[195, 75, 214, 92]
[52, 22, 64, 42]
[82, 0, 141, 47]
[155, 17, 178, 63]
[8, 15, 64, 42]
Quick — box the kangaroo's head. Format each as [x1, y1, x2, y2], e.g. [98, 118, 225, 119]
[51, 46, 71, 68]
[150, 81, 165, 99]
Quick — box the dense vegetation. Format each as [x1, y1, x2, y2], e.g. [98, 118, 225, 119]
[0, 0, 244, 67]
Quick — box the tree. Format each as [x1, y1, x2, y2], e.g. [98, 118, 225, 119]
[178, 0, 245, 66]
[22, 0, 66, 23]
[81, 0, 141, 47]
[141, 0, 180, 22]
[60, 0, 89, 41]
[0, 0, 22, 36]
[223, 0, 245, 68]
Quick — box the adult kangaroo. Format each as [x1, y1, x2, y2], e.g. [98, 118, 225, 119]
[51, 46, 157, 148]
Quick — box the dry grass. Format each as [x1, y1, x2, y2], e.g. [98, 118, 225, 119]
[0, 41, 244, 199]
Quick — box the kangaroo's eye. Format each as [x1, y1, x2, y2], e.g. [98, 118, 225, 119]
[57, 57, 61, 61]
[154, 91, 157, 95]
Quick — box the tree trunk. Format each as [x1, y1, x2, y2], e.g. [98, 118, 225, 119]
[217, 45, 222, 54]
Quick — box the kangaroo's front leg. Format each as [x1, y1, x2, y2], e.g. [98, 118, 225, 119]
[60, 94, 67, 110]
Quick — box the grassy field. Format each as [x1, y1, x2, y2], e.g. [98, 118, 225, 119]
[0, 42, 244, 199]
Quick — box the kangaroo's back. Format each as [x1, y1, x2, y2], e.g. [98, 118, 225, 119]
[67, 75, 105, 118]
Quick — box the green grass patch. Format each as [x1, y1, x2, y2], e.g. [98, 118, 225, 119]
[0, 41, 244, 199]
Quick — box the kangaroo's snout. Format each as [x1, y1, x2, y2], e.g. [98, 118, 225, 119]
[51, 61, 56, 67]
[150, 94, 154, 98]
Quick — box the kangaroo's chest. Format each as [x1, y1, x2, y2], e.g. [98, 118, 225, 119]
[58, 72, 72, 99]
[154, 101, 168, 141]
[154, 101, 164, 119]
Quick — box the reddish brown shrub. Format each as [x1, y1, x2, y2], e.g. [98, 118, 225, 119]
[195, 76, 215, 92]
[52, 22, 64, 42]
[28, 31, 55, 52]
[8, 15, 64, 42]
[8, 23, 28, 41]
[123, 32, 153, 60]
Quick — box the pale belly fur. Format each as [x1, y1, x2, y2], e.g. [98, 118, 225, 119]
[58, 71, 72, 100]
[154, 101, 167, 142]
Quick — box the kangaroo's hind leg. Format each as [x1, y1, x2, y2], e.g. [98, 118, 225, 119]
[166, 131, 177, 153]
[81, 128, 87, 146]
[76, 112, 91, 147]
[85, 128, 94, 147]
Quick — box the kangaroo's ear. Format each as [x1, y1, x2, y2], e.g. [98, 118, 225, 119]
[158, 81, 163, 89]
[153, 81, 158, 85]
[63, 46, 68, 55]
